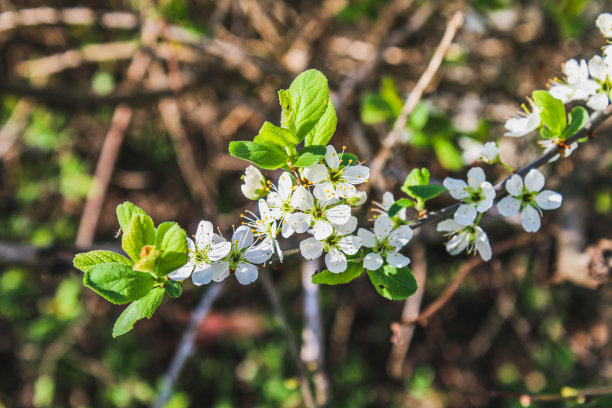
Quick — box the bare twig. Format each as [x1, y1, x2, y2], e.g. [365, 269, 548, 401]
[259, 268, 317, 408]
[490, 386, 612, 405]
[0, 98, 33, 158]
[369, 11, 464, 191]
[301, 259, 329, 406]
[152, 283, 224, 408]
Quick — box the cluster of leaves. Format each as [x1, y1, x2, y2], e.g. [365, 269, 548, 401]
[389, 168, 446, 216]
[73, 202, 189, 337]
[531, 90, 589, 141]
[229, 69, 336, 170]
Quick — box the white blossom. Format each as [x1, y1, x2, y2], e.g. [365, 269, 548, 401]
[597, 13, 612, 38]
[549, 59, 596, 103]
[358, 215, 413, 271]
[266, 172, 297, 238]
[213, 226, 273, 285]
[373, 191, 406, 221]
[497, 169, 562, 233]
[241, 165, 267, 200]
[504, 102, 541, 137]
[302, 145, 369, 201]
[169, 221, 231, 285]
[459, 136, 483, 165]
[538, 139, 579, 162]
[480, 141, 499, 164]
[242, 199, 283, 261]
[437, 219, 492, 261]
[300, 217, 362, 273]
[443, 167, 495, 226]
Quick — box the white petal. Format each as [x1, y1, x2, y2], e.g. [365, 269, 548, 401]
[232, 225, 254, 250]
[267, 192, 283, 208]
[191, 264, 213, 285]
[342, 166, 369, 184]
[235, 262, 258, 285]
[589, 55, 607, 81]
[443, 178, 469, 199]
[505, 174, 524, 196]
[281, 219, 295, 238]
[381, 192, 395, 209]
[300, 238, 324, 260]
[446, 232, 470, 255]
[287, 212, 312, 234]
[195, 221, 214, 246]
[357, 228, 376, 248]
[374, 215, 394, 239]
[278, 172, 293, 199]
[325, 248, 347, 273]
[524, 169, 545, 193]
[467, 167, 486, 187]
[386, 252, 410, 268]
[244, 242, 273, 264]
[334, 216, 358, 235]
[454, 204, 478, 226]
[497, 196, 521, 217]
[475, 227, 492, 261]
[303, 163, 329, 184]
[535, 190, 562, 210]
[290, 186, 314, 211]
[338, 235, 361, 255]
[336, 182, 356, 198]
[168, 262, 194, 280]
[208, 241, 231, 261]
[313, 220, 334, 240]
[314, 182, 338, 201]
[324, 145, 341, 170]
[325, 204, 352, 226]
[476, 196, 494, 213]
[388, 225, 413, 248]
[596, 13, 612, 38]
[587, 93, 609, 111]
[363, 252, 383, 270]
[437, 219, 461, 232]
[521, 206, 541, 233]
[259, 199, 282, 223]
[211, 261, 230, 282]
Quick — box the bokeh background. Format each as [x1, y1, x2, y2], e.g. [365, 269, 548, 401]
[1, 0, 612, 407]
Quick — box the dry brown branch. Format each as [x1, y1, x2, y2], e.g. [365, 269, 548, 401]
[386, 243, 426, 379]
[260, 268, 317, 408]
[490, 386, 612, 405]
[75, 20, 157, 248]
[0, 8, 139, 32]
[369, 11, 464, 191]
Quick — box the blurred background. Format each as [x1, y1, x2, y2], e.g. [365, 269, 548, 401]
[1, 0, 612, 407]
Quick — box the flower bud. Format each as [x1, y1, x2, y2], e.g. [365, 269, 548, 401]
[347, 191, 367, 207]
[480, 141, 499, 164]
[240, 165, 267, 200]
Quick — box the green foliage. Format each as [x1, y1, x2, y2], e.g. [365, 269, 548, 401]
[73, 250, 133, 273]
[398, 168, 445, 212]
[74, 202, 189, 336]
[405, 184, 447, 201]
[312, 262, 364, 285]
[112, 287, 165, 338]
[533, 90, 566, 137]
[544, 0, 590, 39]
[91, 70, 115, 95]
[563, 106, 588, 139]
[367, 265, 418, 300]
[230, 69, 336, 169]
[83, 263, 156, 305]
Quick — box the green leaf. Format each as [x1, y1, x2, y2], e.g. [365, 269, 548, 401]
[532, 90, 565, 135]
[360, 93, 394, 124]
[312, 262, 364, 285]
[304, 99, 337, 146]
[540, 127, 556, 139]
[401, 168, 430, 194]
[122, 214, 156, 261]
[367, 265, 418, 300]
[562, 106, 588, 139]
[116, 202, 146, 235]
[155, 222, 189, 276]
[406, 184, 446, 201]
[259, 121, 299, 147]
[388, 199, 414, 217]
[292, 145, 327, 167]
[278, 89, 294, 132]
[340, 153, 358, 167]
[288, 69, 330, 141]
[229, 141, 288, 170]
[432, 137, 463, 171]
[164, 280, 183, 298]
[73, 250, 133, 273]
[112, 287, 165, 337]
[83, 262, 156, 304]
[408, 102, 430, 130]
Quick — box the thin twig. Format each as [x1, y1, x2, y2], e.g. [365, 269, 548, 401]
[490, 386, 612, 405]
[152, 283, 224, 408]
[259, 268, 317, 408]
[301, 259, 329, 406]
[369, 11, 464, 191]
